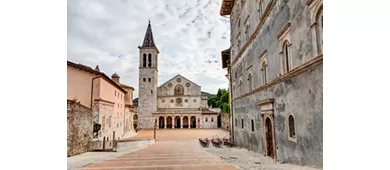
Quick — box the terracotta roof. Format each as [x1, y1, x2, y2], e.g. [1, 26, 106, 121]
[120, 84, 135, 90]
[67, 61, 127, 93]
[201, 108, 219, 114]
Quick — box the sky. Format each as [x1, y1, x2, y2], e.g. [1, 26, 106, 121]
[68, 0, 231, 98]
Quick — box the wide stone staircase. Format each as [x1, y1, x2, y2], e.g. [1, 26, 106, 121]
[80, 140, 238, 170]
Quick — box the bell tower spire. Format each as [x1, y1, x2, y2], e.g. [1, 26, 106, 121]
[138, 20, 159, 129]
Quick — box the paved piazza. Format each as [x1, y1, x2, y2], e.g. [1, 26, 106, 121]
[80, 129, 238, 170]
[79, 129, 319, 170]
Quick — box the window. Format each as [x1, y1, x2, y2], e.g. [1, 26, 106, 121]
[289, 115, 296, 138]
[237, 39, 241, 50]
[115, 91, 116, 96]
[109, 116, 112, 127]
[102, 117, 105, 130]
[316, 8, 323, 54]
[174, 85, 184, 95]
[258, 0, 263, 20]
[117, 112, 119, 117]
[238, 18, 241, 27]
[278, 23, 292, 74]
[143, 78, 146, 82]
[310, 1, 323, 56]
[235, 118, 237, 127]
[245, 25, 250, 41]
[241, 118, 244, 129]
[151, 90, 153, 94]
[211, 117, 214, 122]
[261, 62, 268, 85]
[283, 41, 291, 72]
[117, 123, 119, 128]
[148, 78, 151, 82]
[143, 54, 147, 67]
[247, 73, 252, 91]
[206, 117, 208, 122]
[118, 103, 119, 108]
[251, 119, 254, 132]
[148, 53, 152, 67]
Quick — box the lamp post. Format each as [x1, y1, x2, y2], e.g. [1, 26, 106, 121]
[154, 119, 157, 141]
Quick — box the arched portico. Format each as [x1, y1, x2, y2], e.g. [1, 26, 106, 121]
[159, 116, 165, 128]
[175, 116, 181, 128]
[167, 116, 173, 128]
[183, 116, 189, 128]
[190, 116, 196, 128]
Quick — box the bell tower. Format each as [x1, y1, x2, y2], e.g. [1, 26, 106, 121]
[138, 20, 159, 129]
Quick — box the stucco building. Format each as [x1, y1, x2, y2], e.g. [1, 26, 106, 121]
[67, 61, 136, 141]
[220, 0, 323, 168]
[137, 21, 218, 129]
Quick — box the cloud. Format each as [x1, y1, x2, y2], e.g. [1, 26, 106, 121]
[68, 0, 230, 98]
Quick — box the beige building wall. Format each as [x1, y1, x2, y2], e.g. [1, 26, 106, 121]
[202, 114, 218, 129]
[67, 65, 96, 108]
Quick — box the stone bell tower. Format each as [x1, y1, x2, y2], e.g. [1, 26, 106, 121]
[138, 20, 159, 129]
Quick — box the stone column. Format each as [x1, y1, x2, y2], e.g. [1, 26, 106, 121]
[180, 117, 183, 129]
[164, 117, 167, 129]
[172, 116, 175, 129]
[156, 118, 159, 129]
[188, 117, 191, 129]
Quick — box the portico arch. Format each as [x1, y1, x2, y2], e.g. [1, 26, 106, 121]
[183, 116, 189, 128]
[190, 116, 196, 128]
[167, 116, 173, 128]
[159, 116, 165, 128]
[175, 116, 181, 128]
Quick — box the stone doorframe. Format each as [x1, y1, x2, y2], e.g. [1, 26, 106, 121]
[258, 98, 277, 161]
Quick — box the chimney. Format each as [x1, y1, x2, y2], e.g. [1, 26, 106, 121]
[95, 65, 100, 72]
[111, 72, 120, 84]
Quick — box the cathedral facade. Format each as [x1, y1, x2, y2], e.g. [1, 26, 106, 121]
[137, 21, 218, 129]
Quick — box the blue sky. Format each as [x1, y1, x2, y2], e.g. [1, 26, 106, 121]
[67, 0, 230, 98]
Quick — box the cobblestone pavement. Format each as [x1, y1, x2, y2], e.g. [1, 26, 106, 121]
[80, 129, 238, 170]
[205, 147, 320, 170]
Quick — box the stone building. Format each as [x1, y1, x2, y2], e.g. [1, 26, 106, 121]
[137, 21, 218, 129]
[220, 0, 323, 168]
[67, 61, 136, 141]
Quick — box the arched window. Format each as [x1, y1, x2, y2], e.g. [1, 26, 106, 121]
[206, 117, 208, 122]
[245, 25, 250, 41]
[241, 118, 244, 129]
[251, 119, 254, 132]
[316, 7, 323, 54]
[247, 73, 252, 91]
[174, 84, 184, 95]
[235, 118, 237, 127]
[143, 54, 147, 67]
[261, 61, 268, 85]
[258, 0, 263, 20]
[148, 53, 152, 67]
[283, 41, 290, 72]
[211, 117, 214, 122]
[288, 115, 296, 138]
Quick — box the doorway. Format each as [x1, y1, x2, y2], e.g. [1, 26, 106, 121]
[190, 116, 196, 128]
[167, 116, 173, 128]
[265, 117, 275, 159]
[159, 116, 165, 128]
[217, 114, 222, 128]
[175, 116, 181, 128]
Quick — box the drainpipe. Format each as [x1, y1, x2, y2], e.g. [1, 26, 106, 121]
[228, 65, 234, 143]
